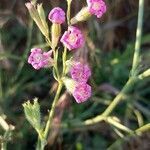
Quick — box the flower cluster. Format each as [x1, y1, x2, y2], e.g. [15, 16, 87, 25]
[70, 62, 91, 103]
[26, 0, 107, 103]
[63, 62, 91, 103]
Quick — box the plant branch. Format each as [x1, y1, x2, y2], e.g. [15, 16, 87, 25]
[131, 0, 144, 76]
[138, 68, 150, 79]
[44, 81, 63, 139]
[106, 117, 134, 134]
[84, 0, 145, 125]
[62, 47, 67, 76]
[135, 123, 150, 135]
[67, 0, 72, 25]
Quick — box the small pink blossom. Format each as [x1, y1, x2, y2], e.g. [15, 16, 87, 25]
[70, 62, 91, 83]
[87, 0, 107, 18]
[60, 26, 85, 50]
[48, 7, 65, 24]
[73, 82, 91, 103]
[28, 48, 54, 70]
[42, 50, 54, 68]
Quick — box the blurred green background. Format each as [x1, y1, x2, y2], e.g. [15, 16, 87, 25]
[0, 0, 150, 149]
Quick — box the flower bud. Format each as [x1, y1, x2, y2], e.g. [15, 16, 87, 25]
[37, 4, 49, 35]
[71, 7, 91, 25]
[25, 2, 49, 37]
[48, 7, 65, 24]
[51, 23, 61, 49]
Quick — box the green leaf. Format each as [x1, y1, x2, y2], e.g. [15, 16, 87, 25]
[23, 98, 42, 133]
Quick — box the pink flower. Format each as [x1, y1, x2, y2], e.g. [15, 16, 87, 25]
[87, 0, 106, 18]
[28, 48, 54, 70]
[48, 7, 65, 24]
[42, 50, 54, 68]
[70, 62, 91, 83]
[60, 26, 85, 50]
[73, 82, 91, 103]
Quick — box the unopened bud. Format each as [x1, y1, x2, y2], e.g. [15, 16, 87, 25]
[37, 4, 49, 35]
[25, 2, 49, 38]
[25, 2, 38, 19]
[71, 7, 91, 25]
[51, 23, 61, 49]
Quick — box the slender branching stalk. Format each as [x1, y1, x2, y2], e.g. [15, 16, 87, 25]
[35, 1, 72, 149]
[84, 0, 146, 127]
[131, 0, 144, 76]
[44, 81, 63, 139]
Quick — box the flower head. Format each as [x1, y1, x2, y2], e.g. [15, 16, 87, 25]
[48, 7, 65, 24]
[63, 78, 91, 103]
[28, 48, 54, 70]
[87, 0, 106, 18]
[60, 26, 85, 50]
[73, 82, 91, 103]
[70, 62, 91, 83]
[28, 48, 44, 70]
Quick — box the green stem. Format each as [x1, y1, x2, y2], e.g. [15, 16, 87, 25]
[135, 123, 150, 135]
[84, 77, 140, 125]
[62, 47, 67, 76]
[84, 115, 105, 125]
[138, 68, 150, 79]
[67, 0, 72, 25]
[106, 117, 134, 134]
[84, 78, 137, 125]
[131, 0, 144, 76]
[53, 49, 60, 80]
[84, 0, 145, 125]
[36, 137, 42, 150]
[102, 78, 136, 117]
[44, 82, 63, 139]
